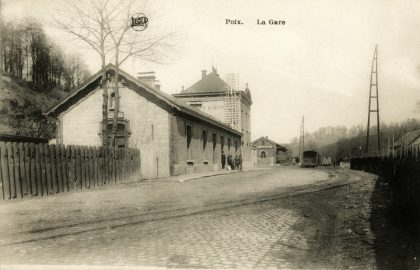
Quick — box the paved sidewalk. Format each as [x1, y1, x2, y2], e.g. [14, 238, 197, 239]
[151, 166, 270, 182]
[0, 166, 364, 247]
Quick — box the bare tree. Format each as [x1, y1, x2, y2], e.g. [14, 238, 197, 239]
[48, 0, 177, 148]
[49, 0, 114, 147]
[102, 0, 176, 147]
[63, 54, 91, 91]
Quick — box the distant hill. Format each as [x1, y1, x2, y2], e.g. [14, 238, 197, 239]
[0, 71, 64, 138]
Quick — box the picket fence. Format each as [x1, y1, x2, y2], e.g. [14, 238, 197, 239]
[0, 142, 140, 200]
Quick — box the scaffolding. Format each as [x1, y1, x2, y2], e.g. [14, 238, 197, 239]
[224, 73, 240, 92]
[223, 86, 240, 131]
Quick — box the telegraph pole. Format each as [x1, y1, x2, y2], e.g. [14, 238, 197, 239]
[365, 45, 381, 156]
[298, 116, 304, 163]
[0, 0, 3, 72]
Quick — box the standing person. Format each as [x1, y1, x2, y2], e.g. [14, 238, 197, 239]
[234, 155, 239, 170]
[239, 154, 243, 170]
[227, 154, 232, 170]
[221, 151, 226, 169]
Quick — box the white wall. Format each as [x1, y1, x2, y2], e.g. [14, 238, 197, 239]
[60, 85, 170, 179]
[61, 89, 103, 146]
[119, 86, 170, 179]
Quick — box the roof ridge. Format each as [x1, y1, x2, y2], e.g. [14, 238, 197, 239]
[45, 66, 241, 136]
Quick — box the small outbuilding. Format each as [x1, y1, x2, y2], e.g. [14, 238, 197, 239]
[251, 136, 287, 166]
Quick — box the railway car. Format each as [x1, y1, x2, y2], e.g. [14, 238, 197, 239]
[300, 150, 319, 167]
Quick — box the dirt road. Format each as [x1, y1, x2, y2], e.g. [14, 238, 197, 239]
[277, 170, 419, 269]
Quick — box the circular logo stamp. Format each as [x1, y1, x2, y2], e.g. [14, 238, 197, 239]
[130, 13, 148, 31]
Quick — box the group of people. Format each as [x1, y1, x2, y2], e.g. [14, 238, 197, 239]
[221, 151, 242, 170]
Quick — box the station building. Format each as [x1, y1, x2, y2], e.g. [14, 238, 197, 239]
[251, 136, 287, 166]
[46, 65, 242, 179]
[173, 68, 253, 168]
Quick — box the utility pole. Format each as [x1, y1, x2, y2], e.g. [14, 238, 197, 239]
[298, 116, 304, 163]
[365, 45, 381, 156]
[392, 133, 395, 158]
[0, 0, 3, 72]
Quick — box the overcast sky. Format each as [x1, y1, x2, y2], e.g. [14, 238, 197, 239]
[3, 0, 420, 144]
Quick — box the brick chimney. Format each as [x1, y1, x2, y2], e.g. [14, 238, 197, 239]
[138, 71, 156, 88]
[155, 80, 161, 90]
[201, 70, 207, 80]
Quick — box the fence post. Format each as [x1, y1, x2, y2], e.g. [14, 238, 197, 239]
[102, 147, 107, 185]
[35, 143, 42, 196]
[93, 147, 98, 187]
[70, 145, 77, 191]
[86, 146, 91, 188]
[6, 142, 17, 199]
[55, 144, 63, 193]
[39, 144, 46, 196]
[62, 145, 68, 192]
[44, 143, 53, 195]
[24, 142, 31, 196]
[18, 142, 27, 196]
[29, 143, 36, 196]
[74, 146, 81, 190]
[50, 144, 58, 193]
[89, 146, 94, 188]
[80, 146, 86, 189]
[0, 142, 9, 199]
[12, 142, 22, 199]
[98, 147, 103, 186]
[87, 146, 92, 188]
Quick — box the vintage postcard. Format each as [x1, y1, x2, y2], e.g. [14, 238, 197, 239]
[0, 0, 419, 269]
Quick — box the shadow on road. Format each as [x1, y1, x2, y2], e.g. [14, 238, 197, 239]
[370, 176, 420, 270]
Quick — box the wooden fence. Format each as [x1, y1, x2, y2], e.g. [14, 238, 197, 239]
[351, 157, 420, 219]
[0, 142, 140, 200]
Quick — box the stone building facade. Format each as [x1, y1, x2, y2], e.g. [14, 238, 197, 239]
[46, 65, 241, 179]
[251, 136, 287, 166]
[173, 68, 253, 168]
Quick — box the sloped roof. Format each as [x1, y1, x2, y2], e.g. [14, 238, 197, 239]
[181, 69, 230, 94]
[395, 129, 420, 147]
[251, 136, 287, 152]
[45, 64, 241, 136]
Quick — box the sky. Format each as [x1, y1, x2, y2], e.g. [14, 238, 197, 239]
[3, 0, 420, 144]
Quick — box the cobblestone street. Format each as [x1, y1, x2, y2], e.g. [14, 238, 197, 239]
[0, 167, 379, 269]
[1, 199, 304, 268]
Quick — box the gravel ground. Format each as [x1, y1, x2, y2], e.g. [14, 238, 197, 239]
[276, 171, 420, 269]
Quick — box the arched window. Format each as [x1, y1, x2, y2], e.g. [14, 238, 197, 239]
[260, 151, 266, 158]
